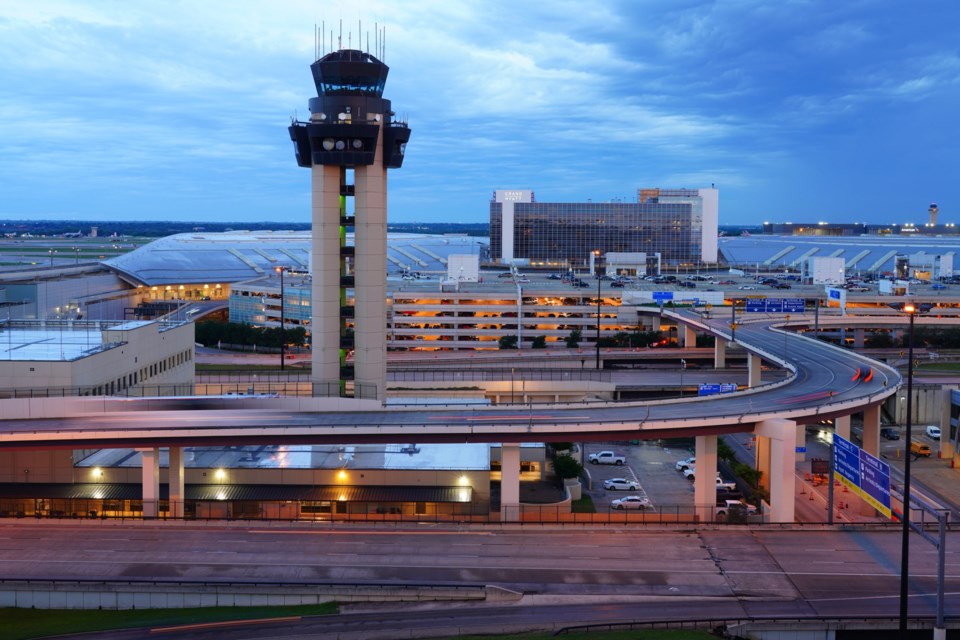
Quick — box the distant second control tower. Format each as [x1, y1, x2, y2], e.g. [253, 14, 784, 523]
[288, 47, 411, 400]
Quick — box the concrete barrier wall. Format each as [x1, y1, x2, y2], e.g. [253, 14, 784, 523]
[0, 580, 505, 610]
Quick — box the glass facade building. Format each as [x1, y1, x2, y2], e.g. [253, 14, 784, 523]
[490, 199, 702, 269]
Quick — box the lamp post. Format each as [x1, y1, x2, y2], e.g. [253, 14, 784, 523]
[680, 358, 686, 397]
[594, 250, 601, 370]
[275, 266, 289, 371]
[895, 301, 929, 638]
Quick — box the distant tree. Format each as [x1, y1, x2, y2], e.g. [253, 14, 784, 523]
[867, 331, 894, 348]
[565, 328, 582, 348]
[531, 335, 547, 349]
[498, 335, 518, 350]
[551, 442, 574, 453]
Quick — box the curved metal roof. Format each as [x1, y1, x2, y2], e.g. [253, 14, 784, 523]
[102, 231, 488, 287]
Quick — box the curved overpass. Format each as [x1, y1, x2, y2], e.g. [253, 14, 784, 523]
[0, 311, 900, 449]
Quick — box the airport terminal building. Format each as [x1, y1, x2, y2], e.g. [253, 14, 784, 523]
[489, 187, 719, 269]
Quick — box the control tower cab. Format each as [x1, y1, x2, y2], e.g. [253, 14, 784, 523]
[289, 49, 411, 401]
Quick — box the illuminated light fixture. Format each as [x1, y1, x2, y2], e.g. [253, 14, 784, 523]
[458, 475, 470, 486]
[92, 467, 103, 478]
[352, 139, 363, 149]
[317, 112, 327, 120]
[337, 470, 347, 480]
[322, 138, 335, 151]
[214, 468, 226, 480]
[335, 140, 346, 150]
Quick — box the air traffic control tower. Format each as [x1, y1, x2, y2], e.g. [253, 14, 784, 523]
[288, 48, 411, 400]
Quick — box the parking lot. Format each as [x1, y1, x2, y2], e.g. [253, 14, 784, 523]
[582, 441, 704, 513]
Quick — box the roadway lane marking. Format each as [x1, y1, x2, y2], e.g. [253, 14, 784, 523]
[150, 616, 301, 634]
[247, 530, 493, 536]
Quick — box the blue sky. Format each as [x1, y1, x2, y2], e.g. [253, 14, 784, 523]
[1, 1, 958, 226]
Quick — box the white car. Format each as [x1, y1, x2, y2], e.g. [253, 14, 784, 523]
[926, 425, 942, 439]
[604, 477, 640, 491]
[738, 285, 756, 290]
[611, 495, 650, 510]
[675, 457, 695, 471]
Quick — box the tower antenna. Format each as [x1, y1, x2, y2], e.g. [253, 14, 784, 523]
[339, 19, 342, 49]
[375, 21, 378, 58]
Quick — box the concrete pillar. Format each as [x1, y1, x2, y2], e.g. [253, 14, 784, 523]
[862, 405, 880, 457]
[139, 448, 160, 519]
[168, 447, 185, 518]
[747, 353, 762, 387]
[795, 425, 806, 463]
[835, 415, 851, 441]
[694, 435, 718, 523]
[354, 123, 388, 401]
[755, 434, 771, 492]
[860, 404, 881, 517]
[853, 328, 865, 349]
[941, 385, 955, 458]
[714, 340, 726, 369]
[311, 164, 345, 395]
[682, 325, 697, 348]
[755, 419, 797, 523]
[500, 443, 521, 522]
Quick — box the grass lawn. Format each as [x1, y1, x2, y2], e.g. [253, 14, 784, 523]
[0, 603, 337, 640]
[571, 494, 596, 513]
[915, 362, 960, 372]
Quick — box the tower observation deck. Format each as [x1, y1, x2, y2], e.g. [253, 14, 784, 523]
[289, 48, 411, 400]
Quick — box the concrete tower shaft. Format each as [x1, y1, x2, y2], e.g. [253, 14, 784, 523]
[288, 48, 411, 400]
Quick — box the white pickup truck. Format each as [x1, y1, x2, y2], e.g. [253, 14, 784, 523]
[682, 468, 737, 491]
[588, 450, 626, 465]
[715, 499, 757, 521]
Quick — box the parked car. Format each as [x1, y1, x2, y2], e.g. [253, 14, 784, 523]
[715, 499, 757, 521]
[611, 495, 651, 510]
[926, 425, 942, 439]
[675, 457, 695, 471]
[610, 281, 625, 288]
[589, 450, 626, 465]
[604, 477, 640, 491]
[880, 427, 900, 440]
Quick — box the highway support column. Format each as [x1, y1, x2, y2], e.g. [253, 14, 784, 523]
[714, 340, 726, 369]
[835, 415, 851, 441]
[747, 353, 762, 387]
[138, 448, 160, 519]
[940, 385, 955, 459]
[500, 443, 521, 522]
[860, 404, 881, 517]
[682, 325, 697, 348]
[169, 447, 185, 518]
[694, 435, 718, 523]
[754, 419, 796, 523]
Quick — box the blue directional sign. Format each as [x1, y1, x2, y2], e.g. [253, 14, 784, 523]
[698, 383, 739, 397]
[783, 298, 806, 313]
[744, 298, 805, 313]
[859, 449, 892, 518]
[832, 434, 893, 520]
[653, 291, 674, 303]
[833, 434, 861, 495]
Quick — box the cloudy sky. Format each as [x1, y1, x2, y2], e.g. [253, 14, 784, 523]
[1, 1, 957, 226]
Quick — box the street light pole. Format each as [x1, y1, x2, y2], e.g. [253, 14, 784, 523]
[594, 250, 601, 370]
[890, 301, 933, 637]
[899, 303, 918, 639]
[680, 358, 686, 397]
[275, 266, 287, 371]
